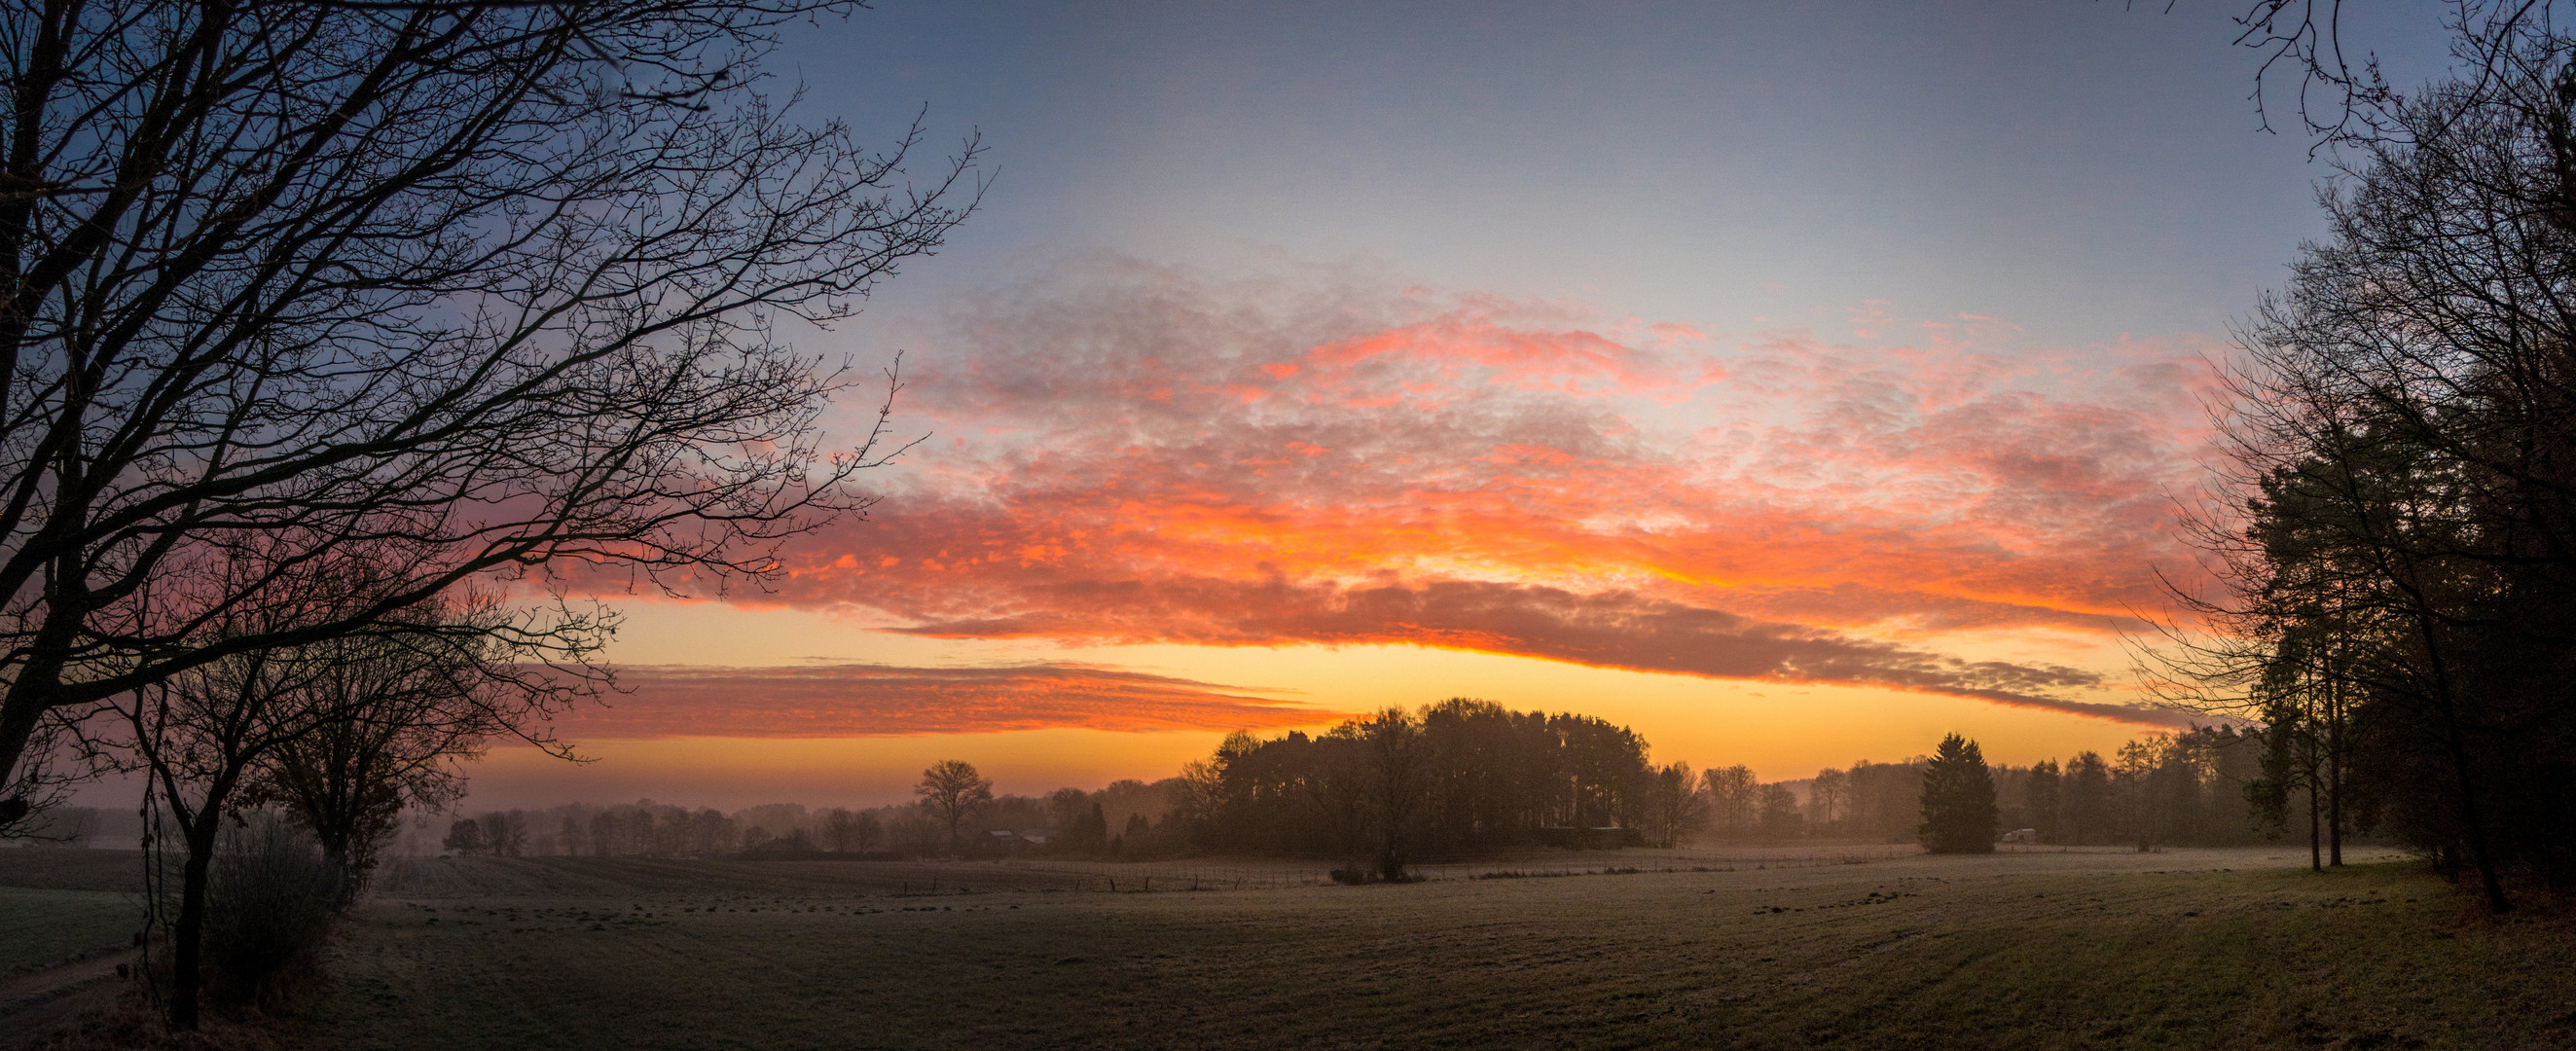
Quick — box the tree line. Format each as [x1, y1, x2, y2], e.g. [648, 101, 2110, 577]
[395, 717, 2292, 877]
[1177, 700, 1665, 880]
[425, 777, 1194, 862]
[1154, 702, 2286, 878]
[1906, 729, 2274, 853]
[2157, 8, 2576, 912]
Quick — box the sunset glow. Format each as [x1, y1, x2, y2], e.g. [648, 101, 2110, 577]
[484, 270, 2240, 807]
[446, 1, 2399, 809]
[783, 276, 2212, 714]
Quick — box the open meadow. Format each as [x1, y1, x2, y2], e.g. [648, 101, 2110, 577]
[0, 852, 148, 979]
[234, 846, 2576, 1050]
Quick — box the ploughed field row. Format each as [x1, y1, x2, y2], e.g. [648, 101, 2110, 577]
[288, 846, 2576, 1050]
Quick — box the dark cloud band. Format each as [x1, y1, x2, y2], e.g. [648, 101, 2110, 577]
[890, 578, 2192, 727]
[563, 663, 1349, 738]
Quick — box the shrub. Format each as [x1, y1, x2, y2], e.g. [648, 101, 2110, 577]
[201, 815, 342, 1010]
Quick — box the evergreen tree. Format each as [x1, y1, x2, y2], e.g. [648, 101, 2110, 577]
[2061, 751, 2112, 845]
[1918, 734, 1999, 853]
[2024, 759, 2062, 842]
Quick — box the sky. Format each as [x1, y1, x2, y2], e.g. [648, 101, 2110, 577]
[459, 0, 2463, 811]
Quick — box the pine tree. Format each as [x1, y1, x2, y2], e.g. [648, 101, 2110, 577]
[2024, 759, 2063, 843]
[1918, 734, 1999, 853]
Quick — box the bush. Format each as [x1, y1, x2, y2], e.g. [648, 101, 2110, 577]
[201, 815, 342, 1010]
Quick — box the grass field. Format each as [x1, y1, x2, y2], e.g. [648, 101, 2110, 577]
[0, 850, 149, 894]
[0, 887, 142, 976]
[274, 845, 2576, 1050]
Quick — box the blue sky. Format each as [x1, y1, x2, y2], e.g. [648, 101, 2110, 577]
[787, 1, 2451, 346]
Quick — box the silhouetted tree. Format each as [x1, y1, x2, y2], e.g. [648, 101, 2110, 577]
[1198, 702, 1655, 859]
[1639, 762, 1705, 849]
[823, 809, 860, 852]
[109, 553, 574, 1029]
[1042, 789, 1109, 855]
[1075, 804, 1109, 854]
[2023, 759, 2061, 843]
[246, 593, 587, 898]
[477, 811, 526, 858]
[2150, 5, 2576, 913]
[0, 0, 980, 834]
[442, 819, 488, 856]
[914, 760, 993, 856]
[2061, 751, 2111, 846]
[1702, 765, 1758, 839]
[1838, 760, 1929, 843]
[1350, 708, 1429, 881]
[1044, 788, 1088, 838]
[1759, 783, 1803, 839]
[1808, 767, 1850, 832]
[589, 812, 618, 858]
[1918, 734, 1998, 853]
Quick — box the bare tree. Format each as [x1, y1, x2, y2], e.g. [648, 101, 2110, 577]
[246, 592, 598, 899]
[913, 759, 991, 856]
[478, 811, 528, 858]
[109, 552, 594, 1028]
[1809, 767, 1851, 832]
[1350, 707, 1427, 882]
[1639, 761, 1705, 849]
[0, 0, 979, 826]
[125, 649, 327, 1033]
[2150, 10, 2576, 911]
[1701, 765, 1758, 839]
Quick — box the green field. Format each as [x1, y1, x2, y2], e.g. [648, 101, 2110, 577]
[0, 886, 143, 975]
[274, 846, 2576, 1050]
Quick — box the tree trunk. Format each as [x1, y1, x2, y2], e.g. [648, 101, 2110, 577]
[2429, 706, 2511, 910]
[2327, 755, 2344, 867]
[170, 819, 219, 1031]
[0, 701, 40, 823]
[2318, 782, 2339, 875]
[2414, 616, 2510, 911]
[2327, 684, 2347, 867]
[321, 842, 354, 908]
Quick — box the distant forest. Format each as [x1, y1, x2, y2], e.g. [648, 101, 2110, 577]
[1175, 702, 2272, 878]
[346, 702, 2287, 876]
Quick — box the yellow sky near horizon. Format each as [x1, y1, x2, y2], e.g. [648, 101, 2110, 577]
[455, 599, 2172, 812]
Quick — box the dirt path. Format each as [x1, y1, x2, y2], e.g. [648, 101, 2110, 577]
[0, 952, 135, 1049]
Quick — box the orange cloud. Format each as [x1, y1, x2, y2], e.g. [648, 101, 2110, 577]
[883, 579, 2190, 727]
[563, 664, 1348, 739]
[690, 258, 2220, 723]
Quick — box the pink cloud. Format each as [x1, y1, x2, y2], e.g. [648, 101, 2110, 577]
[683, 257, 2222, 722]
